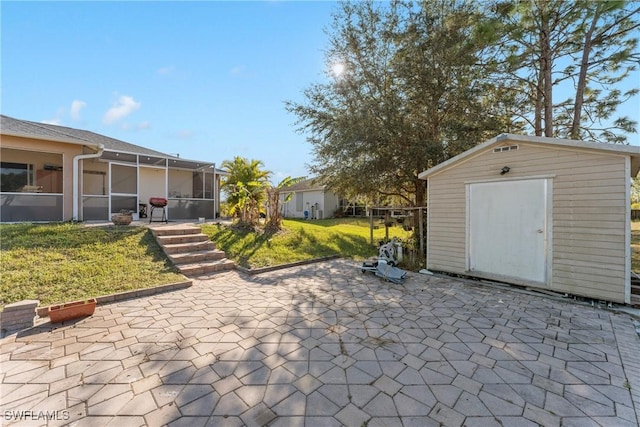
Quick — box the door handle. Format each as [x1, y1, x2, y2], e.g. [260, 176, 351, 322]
[537, 229, 544, 233]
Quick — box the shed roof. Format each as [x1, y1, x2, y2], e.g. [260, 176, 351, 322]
[418, 134, 640, 179]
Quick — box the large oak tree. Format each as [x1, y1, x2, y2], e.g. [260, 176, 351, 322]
[286, 0, 512, 210]
[287, 0, 638, 220]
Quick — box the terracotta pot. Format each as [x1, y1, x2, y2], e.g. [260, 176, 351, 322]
[49, 299, 97, 323]
[111, 213, 132, 225]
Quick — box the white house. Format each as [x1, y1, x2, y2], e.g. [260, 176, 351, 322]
[1, 115, 226, 222]
[279, 178, 340, 220]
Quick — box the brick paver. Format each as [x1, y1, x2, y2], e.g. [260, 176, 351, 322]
[1, 259, 639, 426]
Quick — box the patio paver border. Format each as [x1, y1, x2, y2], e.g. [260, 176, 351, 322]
[34, 280, 192, 318]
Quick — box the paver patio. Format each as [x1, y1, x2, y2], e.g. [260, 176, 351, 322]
[1, 259, 639, 426]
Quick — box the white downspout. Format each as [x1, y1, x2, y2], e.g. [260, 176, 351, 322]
[212, 163, 217, 219]
[73, 144, 104, 221]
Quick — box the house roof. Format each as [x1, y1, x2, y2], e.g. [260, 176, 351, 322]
[2, 114, 171, 157]
[1, 114, 228, 173]
[418, 133, 640, 179]
[2, 114, 100, 149]
[280, 178, 326, 192]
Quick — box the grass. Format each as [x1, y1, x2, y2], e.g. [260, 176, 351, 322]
[6, 216, 629, 310]
[0, 223, 184, 309]
[201, 218, 415, 269]
[632, 221, 639, 272]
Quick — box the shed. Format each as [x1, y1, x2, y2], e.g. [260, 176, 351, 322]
[418, 134, 640, 304]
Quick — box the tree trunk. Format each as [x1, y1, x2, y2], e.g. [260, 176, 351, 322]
[534, 74, 544, 136]
[541, 18, 553, 137]
[571, 8, 600, 140]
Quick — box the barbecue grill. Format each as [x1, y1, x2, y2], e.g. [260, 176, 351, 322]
[149, 197, 168, 223]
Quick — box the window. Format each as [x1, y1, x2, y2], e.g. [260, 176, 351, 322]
[296, 192, 304, 212]
[1, 162, 34, 192]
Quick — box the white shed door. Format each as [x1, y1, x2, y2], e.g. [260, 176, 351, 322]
[469, 179, 547, 284]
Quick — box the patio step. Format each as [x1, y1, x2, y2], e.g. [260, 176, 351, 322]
[163, 241, 216, 254]
[150, 225, 235, 277]
[177, 259, 236, 276]
[152, 226, 202, 237]
[156, 233, 210, 245]
[169, 249, 226, 264]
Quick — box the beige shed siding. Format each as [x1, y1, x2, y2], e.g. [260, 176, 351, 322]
[427, 142, 628, 302]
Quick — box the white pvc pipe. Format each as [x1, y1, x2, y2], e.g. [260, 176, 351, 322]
[212, 163, 217, 219]
[72, 145, 104, 221]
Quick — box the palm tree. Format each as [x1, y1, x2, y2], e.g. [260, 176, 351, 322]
[265, 176, 307, 231]
[220, 157, 271, 226]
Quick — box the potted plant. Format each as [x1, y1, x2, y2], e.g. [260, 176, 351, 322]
[111, 210, 133, 225]
[49, 298, 97, 323]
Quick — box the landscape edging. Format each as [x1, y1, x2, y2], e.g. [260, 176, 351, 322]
[35, 280, 192, 318]
[235, 255, 341, 275]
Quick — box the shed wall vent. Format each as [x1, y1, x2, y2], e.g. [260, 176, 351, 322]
[493, 145, 519, 153]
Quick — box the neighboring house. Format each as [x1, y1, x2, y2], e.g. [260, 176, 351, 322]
[279, 178, 339, 219]
[1, 115, 226, 222]
[418, 133, 640, 305]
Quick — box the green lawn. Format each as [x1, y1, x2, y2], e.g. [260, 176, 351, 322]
[201, 218, 415, 269]
[0, 223, 184, 309]
[0, 218, 415, 309]
[3, 218, 632, 309]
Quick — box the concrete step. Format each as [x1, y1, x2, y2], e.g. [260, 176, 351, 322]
[170, 249, 226, 265]
[156, 233, 209, 245]
[163, 241, 216, 254]
[152, 226, 201, 237]
[150, 225, 234, 277]
[151, 226, 235, 277]
[178, 259, 236, 276]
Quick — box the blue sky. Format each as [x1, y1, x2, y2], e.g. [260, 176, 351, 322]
[1, 1, 337, 181]
[2, 1, 638, 183]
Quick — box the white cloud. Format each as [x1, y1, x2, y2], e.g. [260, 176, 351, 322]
[229, 65, 246, 76]
[175, 130, 194, 140]
[120, 121, 151, 131]
[42, 107, 65, 125]
[70, 100, 86, 120]
[157, 66, 175, 75]
[103, 95, 141, 124]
